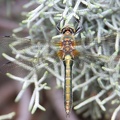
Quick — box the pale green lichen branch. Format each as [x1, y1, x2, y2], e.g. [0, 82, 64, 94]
[0, 112, 15, 120]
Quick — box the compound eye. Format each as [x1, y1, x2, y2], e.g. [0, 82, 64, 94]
[69, 28, 74, 34]
[62, 28, 67, 34]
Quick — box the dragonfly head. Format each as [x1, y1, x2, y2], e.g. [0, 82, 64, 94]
[61, 24, 75, 34]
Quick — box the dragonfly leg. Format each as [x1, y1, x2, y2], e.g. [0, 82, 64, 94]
[75, 25, 83, 33]
[74, 17, 83, 33]
[56, 18, 64, 32]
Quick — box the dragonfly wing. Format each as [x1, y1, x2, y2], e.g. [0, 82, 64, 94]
[0, 35, 34, 56]
[0, 37, 33, 76]
[0, 35, 49, 76]
[0, 35, 32, 66]
[74, 33, 119, 64]
[0, 35, 61, 77]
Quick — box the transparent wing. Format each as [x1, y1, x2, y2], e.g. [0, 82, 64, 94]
[0, 32, 119, 77]
[79, 33, 118, 54]
[0, 36, 34, 75]
[0, 35, 59, 77]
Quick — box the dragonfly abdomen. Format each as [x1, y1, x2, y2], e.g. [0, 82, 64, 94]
[56, 25, 80, 115]
[63, 55, 73, 115]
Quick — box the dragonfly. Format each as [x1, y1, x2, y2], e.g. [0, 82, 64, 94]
[0, 24, 118, 116]
[54, 24, 83, 116]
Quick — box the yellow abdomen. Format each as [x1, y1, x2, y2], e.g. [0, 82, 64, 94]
[63, 55, 73, 116]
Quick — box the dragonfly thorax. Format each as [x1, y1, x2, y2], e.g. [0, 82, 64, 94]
[60, 37, 75, 59]
[57, 26, 79, 60]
